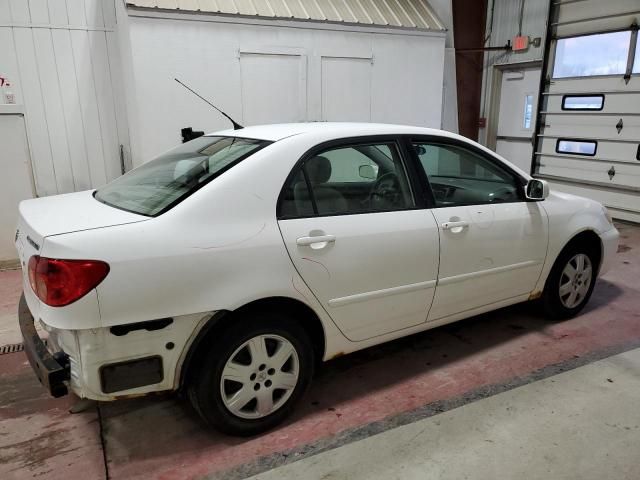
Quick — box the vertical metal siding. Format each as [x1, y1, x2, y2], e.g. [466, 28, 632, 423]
[125, 0, 446, 30]
[0, 0, 128, 196]
[486, 0, 549, 64]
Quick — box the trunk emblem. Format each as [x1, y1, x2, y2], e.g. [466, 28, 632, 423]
[26, 236, 40, 251]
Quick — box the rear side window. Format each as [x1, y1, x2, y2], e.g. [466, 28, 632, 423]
[278, 142, 414, 218]
[95, 136, 268, 216]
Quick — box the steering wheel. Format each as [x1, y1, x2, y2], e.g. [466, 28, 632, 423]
[491, 186, 516, 203]
[368, 172, 402, 210]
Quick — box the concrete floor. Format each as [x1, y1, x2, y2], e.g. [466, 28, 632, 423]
[0, 221, 639, 479]
[250, 348, 640, 480]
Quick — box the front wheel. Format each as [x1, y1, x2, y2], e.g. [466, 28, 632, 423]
[542, 246, 598, 319]
[188, 313, 314, 436]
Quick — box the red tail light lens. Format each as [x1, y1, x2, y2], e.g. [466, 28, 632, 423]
[28, 256, 110, 307]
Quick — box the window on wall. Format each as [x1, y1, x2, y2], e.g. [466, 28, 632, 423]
[523, 95, 534, 129]
[556, 139, 597, 156]
[553, 31, 631, 78]
[634, 35, 640, 74]
[562, 95, 605, 110]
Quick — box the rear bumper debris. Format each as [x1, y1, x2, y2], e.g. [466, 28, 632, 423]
[18, 293, 70, 398]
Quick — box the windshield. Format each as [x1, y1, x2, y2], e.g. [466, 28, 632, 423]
[95, 136, 269, 216]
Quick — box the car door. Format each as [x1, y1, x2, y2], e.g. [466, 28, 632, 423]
[410, 138, 548, 321]
[277, 138, 440, 342]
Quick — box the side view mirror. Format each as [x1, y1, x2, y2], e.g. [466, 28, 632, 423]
[525, 179, 549, 201]
[359, 164, 376, 180]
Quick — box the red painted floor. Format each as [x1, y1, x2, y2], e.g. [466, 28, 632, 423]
[0, 352, 104, 480]
[1, 222, 639, 479]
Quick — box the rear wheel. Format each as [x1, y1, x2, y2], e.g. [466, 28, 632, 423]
[542, 245, 598, 319]
[188, 313, 314, 436]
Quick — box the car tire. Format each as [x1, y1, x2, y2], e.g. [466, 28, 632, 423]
[188, 312, 314, 436]
[542, 243, 599, 320]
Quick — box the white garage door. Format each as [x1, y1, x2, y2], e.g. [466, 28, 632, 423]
[533, 0, 640, 222]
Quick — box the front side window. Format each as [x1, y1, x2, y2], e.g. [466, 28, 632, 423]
[279, 142, 414, 218]
[553, 31, 631, 78]
[413, 142, 520, 207]
[95, 136, 268, 216]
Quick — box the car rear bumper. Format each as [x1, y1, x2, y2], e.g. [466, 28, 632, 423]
[18, 293, 70, 398]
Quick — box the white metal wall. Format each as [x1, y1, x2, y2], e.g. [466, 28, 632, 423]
[0, 0, 130, 197]
[123, 10, 446, 163]
[0, 113, 33, 262]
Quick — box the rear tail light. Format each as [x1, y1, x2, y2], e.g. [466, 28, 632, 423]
[28, 256, 110, 307]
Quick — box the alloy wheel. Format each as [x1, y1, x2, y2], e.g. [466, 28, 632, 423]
[220, 334, 299, 419]
[559, 253, 593, 309]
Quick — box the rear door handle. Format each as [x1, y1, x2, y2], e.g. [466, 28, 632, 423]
[441, 221, 469, 231]
[296, 235, 336, 246]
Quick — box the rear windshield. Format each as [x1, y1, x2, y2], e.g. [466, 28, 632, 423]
[95, 136, 269, 216]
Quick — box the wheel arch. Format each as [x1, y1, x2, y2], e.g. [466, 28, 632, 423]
[557, 229, 603, 272]
[177, 296, 326, 390]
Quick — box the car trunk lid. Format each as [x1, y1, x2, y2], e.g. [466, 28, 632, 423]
[18, 190, 149, 240]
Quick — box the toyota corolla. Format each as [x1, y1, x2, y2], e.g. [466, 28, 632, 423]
[16, 123, 618, 436]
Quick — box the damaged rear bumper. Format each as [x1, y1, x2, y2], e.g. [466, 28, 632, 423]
[18, 293, 70, 398]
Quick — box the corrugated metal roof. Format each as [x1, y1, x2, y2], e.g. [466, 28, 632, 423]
[126, 0, 446, 31]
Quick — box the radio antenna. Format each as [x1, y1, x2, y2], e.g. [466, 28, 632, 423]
[174, 78, 243, 130]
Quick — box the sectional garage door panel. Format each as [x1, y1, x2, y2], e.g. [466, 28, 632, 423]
[544, 93, 640, 117]
[554, 0, 640, 37]
[538, 137, 639, 164]
[539, 157, 640, 190]
[538, 116, 640, 141]
[534, 0, 640, 221]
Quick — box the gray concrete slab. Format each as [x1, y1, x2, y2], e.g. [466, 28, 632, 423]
[249, 348, 640, 480]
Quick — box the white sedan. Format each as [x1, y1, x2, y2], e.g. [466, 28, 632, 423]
[16, 123, 618, 435]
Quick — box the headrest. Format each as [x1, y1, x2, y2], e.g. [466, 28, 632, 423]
[306, 156, 332, 184]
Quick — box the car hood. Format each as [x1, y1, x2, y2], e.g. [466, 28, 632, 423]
[18, 190, 149, 241]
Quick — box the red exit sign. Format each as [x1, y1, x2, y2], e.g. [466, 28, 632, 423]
[513, 35, 529, 52]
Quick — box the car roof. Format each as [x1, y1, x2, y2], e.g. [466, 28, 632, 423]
[209, 122, 461, 142]
[208, 122, 533, 181]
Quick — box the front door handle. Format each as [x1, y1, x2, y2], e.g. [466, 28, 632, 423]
[441, 221, 469, 232]
[296, 235, 336, 247]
